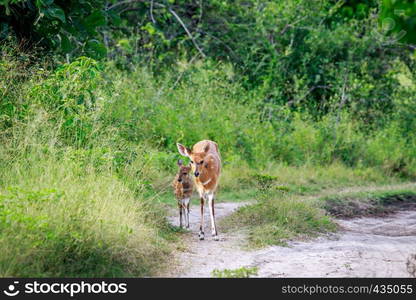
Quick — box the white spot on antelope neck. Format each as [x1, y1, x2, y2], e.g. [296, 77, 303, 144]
[200, 178, 212, 185]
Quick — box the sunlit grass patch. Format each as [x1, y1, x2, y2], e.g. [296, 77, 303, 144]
[211, 266, 258, 278]
[222, 183, 416, 248]
[221, 190, 336, 248]
[0, 147, 173, 277]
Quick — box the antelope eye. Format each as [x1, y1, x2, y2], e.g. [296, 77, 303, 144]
[190, 160, 194, 164]
[200, 160, 204, 164]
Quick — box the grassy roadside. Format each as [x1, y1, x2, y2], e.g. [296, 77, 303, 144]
[221, 182, 416, 248]
[0, 151, 177, 277]
[321, 187, 416, 218]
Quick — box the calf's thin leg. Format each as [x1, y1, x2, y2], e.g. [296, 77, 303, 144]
[187, 204, 190, 228]
[179, 205, 183, 228]
[184, 198, 190, 229]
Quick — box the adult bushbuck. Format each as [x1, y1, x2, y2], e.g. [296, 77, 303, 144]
[177, 140, 221, 241]
[172, 159, 193, 228]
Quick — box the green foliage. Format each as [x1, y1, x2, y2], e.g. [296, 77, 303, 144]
[0, 42, 44, 128]
[1, 0, 415, 126]
[28, 56, 101, 145]
[2, 45, 416, 176]
[211, 266, 259, 278]
[0, 0, 111, 58]
[252, 173, 278, 190]
[336, 0, 376, 20]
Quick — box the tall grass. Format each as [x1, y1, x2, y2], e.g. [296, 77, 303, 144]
[0, 113, 172, 277]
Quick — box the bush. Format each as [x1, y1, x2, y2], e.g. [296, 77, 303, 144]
[28, 57, 101, 146]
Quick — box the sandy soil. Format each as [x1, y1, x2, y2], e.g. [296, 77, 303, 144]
[162, 201, 416, 278]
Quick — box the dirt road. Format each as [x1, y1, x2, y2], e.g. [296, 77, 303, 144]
[163, 201, 416, 277]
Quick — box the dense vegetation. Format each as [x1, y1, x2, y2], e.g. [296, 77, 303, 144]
[0, 0, 415, 276]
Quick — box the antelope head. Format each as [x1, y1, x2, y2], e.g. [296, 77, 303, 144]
[177, 143, 210, 178]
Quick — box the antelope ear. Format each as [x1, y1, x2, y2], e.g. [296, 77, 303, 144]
[177, 159, 183, 166]
[177, 143, 191, 157]
[204, 143, 210, 153]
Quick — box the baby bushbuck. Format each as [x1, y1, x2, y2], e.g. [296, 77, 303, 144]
[173, 159, 193, 228]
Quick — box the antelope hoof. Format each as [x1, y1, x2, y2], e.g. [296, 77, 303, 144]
[213, 235, 219, 241]
[198, 231, 205, 240]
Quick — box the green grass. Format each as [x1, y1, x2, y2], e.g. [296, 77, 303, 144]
[0, 110, 176, 277]
[0, 150, 174, 277]
[211, 266, 259, 278]
[221, 189, 336, 248]
[221, 182, 416, 248]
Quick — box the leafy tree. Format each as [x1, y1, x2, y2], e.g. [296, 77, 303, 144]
[0, 0, 113, 58]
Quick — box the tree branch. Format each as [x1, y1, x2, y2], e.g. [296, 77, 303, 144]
[107, 0, 206, 57]
[167, 7, 206, 57]
[150, 0, 156, 24]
